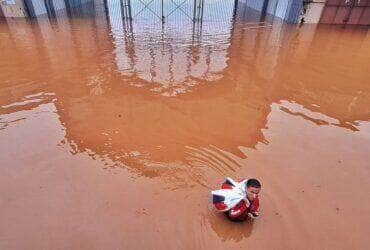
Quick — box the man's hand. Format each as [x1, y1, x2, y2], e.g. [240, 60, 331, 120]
[247, 212, 259, 219]
[243, 197, 250, 208]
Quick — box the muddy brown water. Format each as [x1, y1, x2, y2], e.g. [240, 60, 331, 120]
[0, 4, 370, 250]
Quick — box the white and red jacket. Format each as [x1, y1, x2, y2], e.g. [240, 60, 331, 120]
[211, 177, 259, 219]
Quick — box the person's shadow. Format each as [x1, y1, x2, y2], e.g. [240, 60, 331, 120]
[208, 212, 254, 242]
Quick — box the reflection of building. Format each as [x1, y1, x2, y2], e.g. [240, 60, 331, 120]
[1, 3, 369, 179]
[227, 14, 370, 129]
[49, 4, 269, 170]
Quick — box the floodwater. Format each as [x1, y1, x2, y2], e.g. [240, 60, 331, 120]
[1, 2, 370, 250]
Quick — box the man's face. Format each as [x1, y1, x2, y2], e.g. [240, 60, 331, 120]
[246, 186, 260, 201]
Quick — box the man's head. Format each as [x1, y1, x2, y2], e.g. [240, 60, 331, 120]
[246, 178, 261, 201]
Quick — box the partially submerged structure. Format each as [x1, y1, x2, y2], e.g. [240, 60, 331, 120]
[0, 0, 369, 25]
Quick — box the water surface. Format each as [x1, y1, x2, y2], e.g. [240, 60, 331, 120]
[0, 2, 370, 249]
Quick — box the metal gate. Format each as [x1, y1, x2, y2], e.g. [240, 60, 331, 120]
[105, 0, 237, 23]
[320, 0, 370, 25]
[117, 0, 206, 22]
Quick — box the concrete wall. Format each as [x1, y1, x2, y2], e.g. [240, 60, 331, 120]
[301, 1, 326, 23]
[244, 0, 303, 23]
[27, 0, 66, 16]
[0, 0, 27, 17]
[244, 0, 265, 11]
[66, 0, 94, 7]
[0, 0, 95, 17]
[22, 0, 95, 17]
[53, 0, 66, 11]
[30, 0, 47, 16]
[266, 0, 277, 15]
[285, 0, 302, 23]
[274, 0, 290, 19]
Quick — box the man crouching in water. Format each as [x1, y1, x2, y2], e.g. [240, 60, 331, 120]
[226, 179, 261, 221]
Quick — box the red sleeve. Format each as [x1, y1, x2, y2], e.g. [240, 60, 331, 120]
[249, 197, 259, 213]
[221, 183, 233, 189]
[229, 200, 248, 218]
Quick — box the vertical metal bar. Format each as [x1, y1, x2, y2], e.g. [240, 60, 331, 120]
[200, 0, 204, 22]
[260, 0, 269, 22]
[233, 0, 238, 17]
[261, 0, 269, 16]
[197, 0, 201, 20]
[120, 0, 125, 19]
[103, 0, 108, 13]
[45, 0, 56, 18]
[125, 0, 128, 19]
[161, 0, 165, 23]
[127, 0, 132, 20]
[192, 21, 196, 44]
[123, 0, 126, 18]
[22, 0, 36, 18]
[193, 0, 197, 22]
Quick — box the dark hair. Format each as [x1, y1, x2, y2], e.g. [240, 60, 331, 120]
[247, 178, 261, 188]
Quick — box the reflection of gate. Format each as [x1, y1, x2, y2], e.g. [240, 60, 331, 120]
[128, 0, 206, 22]
[320, 0, 370, 25]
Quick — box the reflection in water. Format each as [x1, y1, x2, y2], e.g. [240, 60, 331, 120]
[0, 1, 370, 248]
[106, 0, 235, 96]
[208, 212, 254, 242]
[0, 1, 369, 180]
